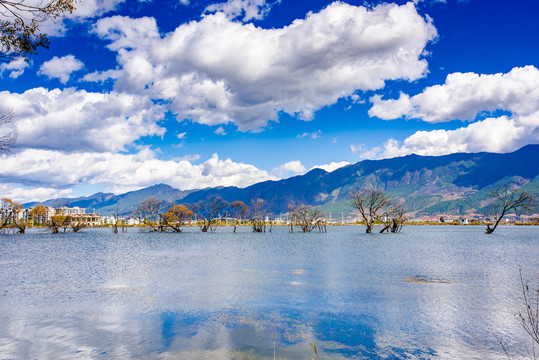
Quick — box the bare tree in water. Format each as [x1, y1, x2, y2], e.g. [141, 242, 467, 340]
[193, 195, 228, 232]
[249, 198, 269, 233]
[135, 197, 166, 232]
[348, 189, 392, 233]
[485, 185, 536, 234]
[288, 203, 326, 233]
[229, 200, 247, 232]
[379, 203, 407, 233]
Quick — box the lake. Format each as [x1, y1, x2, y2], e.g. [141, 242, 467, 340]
[0, 225, 538, 359]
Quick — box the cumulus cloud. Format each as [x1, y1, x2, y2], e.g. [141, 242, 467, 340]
[92, 2, 436, 131]
[361, 116, 536, 159]
[69, 0, 126, 19]
[0, 58, 30, 79]
[205, 0, 281, 22]
[312, 161, 350, 172]
[364, 66, 539, 158]
[0, 149, 275, 196]
[0, 184, 73, 204]
[271, 159, 350, 178]
[271, 160, 307, 178]
[38, 55, 84, 83]
[0, 87, 165, 153]
[82, 69, 123, 83]
[369, 65, 539, 123]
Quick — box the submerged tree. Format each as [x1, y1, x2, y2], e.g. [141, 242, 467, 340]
[229, 200, 247, 232]
[135, 197, 166, 232]
[193, 194, 228, 232]
[0, 197, 26, 233]
[248, 198, 268, 232]
[70, 218, 87, 232]
[348, 189, 392, 233]
[29, 204, 48, 225]
[162, 204, 193, 232]
[379, 204, 407, 233]
[45, 208, 71, 233]
[485, 185, 536, 234]
[288, 204, 326, 233]
[112, 203, 120, 233]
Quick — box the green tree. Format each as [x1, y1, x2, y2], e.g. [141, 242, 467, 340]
[1, 0, 76, 62]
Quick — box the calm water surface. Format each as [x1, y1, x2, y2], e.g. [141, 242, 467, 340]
[0, 225, 538, 359]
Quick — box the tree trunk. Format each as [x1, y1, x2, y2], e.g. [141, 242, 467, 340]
[486, 212, 505, 234]
[366, 222, 373, 233]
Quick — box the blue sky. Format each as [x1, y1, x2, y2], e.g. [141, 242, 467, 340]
[1, 0, 538, 202]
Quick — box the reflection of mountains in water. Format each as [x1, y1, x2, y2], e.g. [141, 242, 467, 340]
[26, 144, 539, 216]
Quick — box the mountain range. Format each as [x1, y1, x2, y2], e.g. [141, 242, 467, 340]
[24, 145, 539, 218]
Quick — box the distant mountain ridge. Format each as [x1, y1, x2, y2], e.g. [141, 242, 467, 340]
[24, 184, 195, 215]
[23, 145, 539, 217]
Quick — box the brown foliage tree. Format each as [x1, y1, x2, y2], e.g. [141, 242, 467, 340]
[162, 204, 193, 232]
[0, 197, 25, 233]
[46, 208, 71, 233]
[29, 204, 48, 225]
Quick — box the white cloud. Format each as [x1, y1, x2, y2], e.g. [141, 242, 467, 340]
[70, 0, 126, 19]
[214, 126, 227, 135]
[205, 0, 280, 22]
[0, 87, 165, 153]
[0, 150, 275, 196]
[176, 132, 187, 139]
[172, 154, 200, 162]
[0, 58, 30, 79]
[93, 2, 436, 131]
[297, 130, 322, 139]
[38, 55, 84, 83]
[82, 69, 122, 82]
[311, 161, 350, 172]
[362, 116, 536, 159]
[369, 65, 539, 123]
[350, 144, 364, 153]
[271, 160, 307, 178]
[0, 184, 73, 204]
[365, 66, 539, 158]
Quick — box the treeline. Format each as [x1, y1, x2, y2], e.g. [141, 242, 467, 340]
[1, 184, 535, 235]
[133, 195, 328, 233]
[0, 200, 95, 234]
